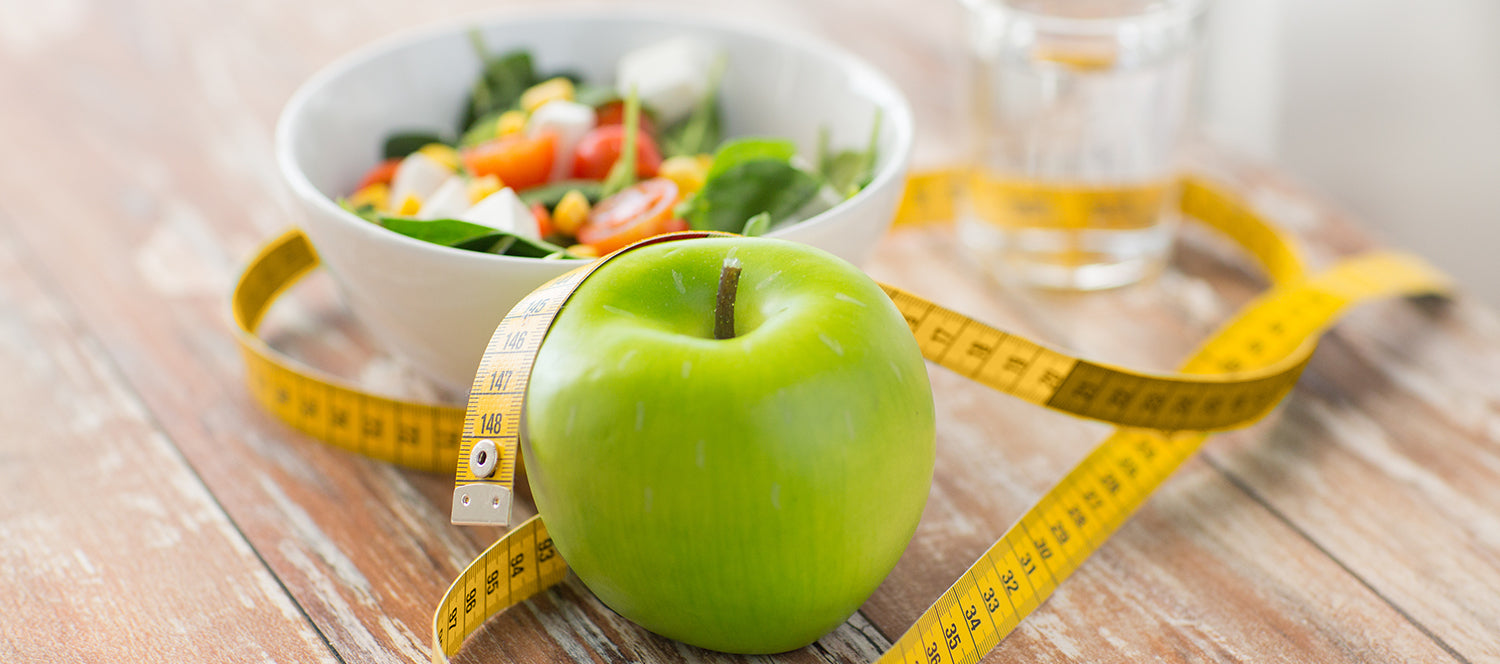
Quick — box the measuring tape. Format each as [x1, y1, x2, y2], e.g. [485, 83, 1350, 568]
[231, 171, 1450, 663]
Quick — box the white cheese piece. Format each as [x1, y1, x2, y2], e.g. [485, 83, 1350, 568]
[527, 99, 597, 181]
[388, 152, 451, 206]
[615, 37, 718, 125]
[459, 188, 539, 240]
[416, 176, 472, 220]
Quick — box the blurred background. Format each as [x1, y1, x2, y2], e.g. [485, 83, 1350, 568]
[2, 0, 1495, 303]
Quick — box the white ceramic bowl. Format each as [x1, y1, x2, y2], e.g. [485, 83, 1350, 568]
[277, 10, 914, 392]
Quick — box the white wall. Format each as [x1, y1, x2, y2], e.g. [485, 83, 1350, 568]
[1207, 0, 1500, 306]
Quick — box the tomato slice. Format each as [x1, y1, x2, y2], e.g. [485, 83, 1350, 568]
[531, 203, 554, 238]
[462, 132, 556, 190]
[356, 158, 401, 190]
[571, 125, 662, 181]
[576, 178, 682, 254]
[595, 100, 657, 137]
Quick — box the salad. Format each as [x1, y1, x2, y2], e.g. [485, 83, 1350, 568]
[340, 35, 881, 259]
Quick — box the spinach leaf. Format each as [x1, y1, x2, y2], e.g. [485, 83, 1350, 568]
[379, 217, 499, 247]
[461, 33, 537, 132]
[518, 180, 604, 208]
[817, 109, 883, 198]
[681, 158, 820, 233]
[660, 57, 726, 157]
[337, 198, 381, 224]
[459, 111, 504, 148]
[741, 212, 772, 237]
[383, 132, 448, 160]
[705, 138, 797, 181]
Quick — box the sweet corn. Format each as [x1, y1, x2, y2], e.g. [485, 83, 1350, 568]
[496, 110, 528, 138]
[553, 190, 591, 236]
[395, 193, 423, 216]
[566, 243, 600, 258]
[349, 183, 389, 212]
[416, 143, 461, 172]
[467, 175, 503, 203]
[659, 154, 713, 195]
[520, 77, 576, 113]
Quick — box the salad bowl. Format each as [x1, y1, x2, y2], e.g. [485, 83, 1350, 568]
[276, 9, 914, 392]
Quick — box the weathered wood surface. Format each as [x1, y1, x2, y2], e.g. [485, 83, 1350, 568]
[1, 1, 1496, 663]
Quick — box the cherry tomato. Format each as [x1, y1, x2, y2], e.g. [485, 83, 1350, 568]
[356, 158, 401, 190]
[531, 203, 554, 238]
[462, 132, 556, 190]
[571, 125, 662, 181]
[576, 178, 681, 254]
[595, 100, 657, 137]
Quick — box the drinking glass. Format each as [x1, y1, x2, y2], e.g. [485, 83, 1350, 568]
[958, 0, 1209, 289]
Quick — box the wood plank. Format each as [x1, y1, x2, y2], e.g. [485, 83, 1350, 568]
[0, 215, 340, 663]
[0, 0, 1488, 662]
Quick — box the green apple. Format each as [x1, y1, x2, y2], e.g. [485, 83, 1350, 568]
[524, 236, 935, 654]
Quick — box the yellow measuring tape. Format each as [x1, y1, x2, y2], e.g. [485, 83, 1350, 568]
[230, 171, 1450, 663]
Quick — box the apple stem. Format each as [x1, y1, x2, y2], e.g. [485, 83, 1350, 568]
[714, 256, 742, 340]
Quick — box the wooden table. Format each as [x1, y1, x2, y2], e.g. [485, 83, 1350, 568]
[3, 1, 1498, 662]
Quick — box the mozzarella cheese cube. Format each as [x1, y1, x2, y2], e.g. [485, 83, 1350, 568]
[388, 152, 452, 207]
[416, 176, 471, 220]
[459, 188, 539, 240]
[527, 100, 596, 182]
[615, 37, 718, 125]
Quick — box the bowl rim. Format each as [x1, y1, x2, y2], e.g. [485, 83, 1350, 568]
[274, 6, 915, 268]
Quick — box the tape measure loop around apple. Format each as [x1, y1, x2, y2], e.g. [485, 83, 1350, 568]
[228, 171, 1452, 664]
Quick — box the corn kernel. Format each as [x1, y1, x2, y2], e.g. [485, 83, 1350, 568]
[416, 143, 460, 171]
[566, 244, 600, 259]
[467, 175, 503, 203]
[659, 154, 713, 195]
[520, 77, 576, 113]
[395, 194, 422, 216]
[496, 110, 529, 138]
[553, 190, 591, 236]
[349, 183, 389, 211]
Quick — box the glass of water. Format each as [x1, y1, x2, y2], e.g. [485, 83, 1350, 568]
[958, 0, 1209, 290]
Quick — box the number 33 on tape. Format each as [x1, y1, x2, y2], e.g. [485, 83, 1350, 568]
[229, 172, 1450, 664]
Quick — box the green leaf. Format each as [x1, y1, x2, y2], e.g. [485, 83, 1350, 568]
[383, 132, 448, 160]
[459, 112, 504, 148]
[681, 158, 820, 233]
[379, 217, 499, 247]
[518, 180, 604, 208]
[461, 33, 537, 132]
[381, 216, 580, 258]
[705, 138, 797, 181]
[337, 197, 381, 224]
[573, 82, 620, 109]
[741, 212, 772, 237]
[660, 56, 726, 158]
[818, 109, 883, 198]
[600, 87, 642, 198]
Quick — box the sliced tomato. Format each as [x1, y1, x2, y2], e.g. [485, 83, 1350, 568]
[571, 125, 662, 181]
[531, 203, 555, 238]
[462, 132, 557, 190]
[576, 178, 681, 254]
[356, 158, 401, 190]
[595, 100, 657, 137]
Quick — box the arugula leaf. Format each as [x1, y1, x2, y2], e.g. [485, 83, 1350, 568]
[741, 212, 772, 237]
[461, 32, 537, 132]
[680, 158, 820, 233]
[660, 56, 726, 157]
[381, 216, 580, 258]
[818, 109, 883, 198]
[337, 197, 381, 224]
[518, 180, 604, 208]
[383, 132, 449, 160]
[600, 87, 642, 198]
[704, 138, 797, 181]
[573, 82, 620, 109]
[379, 217, 499, 247]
